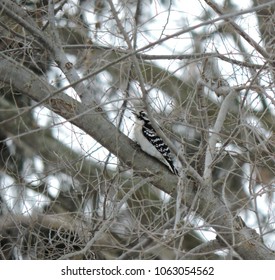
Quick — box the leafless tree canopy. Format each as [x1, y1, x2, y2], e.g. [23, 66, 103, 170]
[0, 0, 275, 260]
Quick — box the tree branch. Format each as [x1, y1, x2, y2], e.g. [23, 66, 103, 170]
[203, 89, 238, 184]
[63, 44, 266, 69]
[0, 56, 274, 259]
[204, 0, 273, 65]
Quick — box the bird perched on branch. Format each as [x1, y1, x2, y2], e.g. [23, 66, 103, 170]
[133, 110, 178, 175]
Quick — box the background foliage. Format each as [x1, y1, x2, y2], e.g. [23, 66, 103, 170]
[0, 0, 275, 259]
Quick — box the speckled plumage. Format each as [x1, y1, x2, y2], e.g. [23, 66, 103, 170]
[134, 111, 178, 175]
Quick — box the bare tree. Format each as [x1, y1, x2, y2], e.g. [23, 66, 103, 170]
[0, 0, 275, 260]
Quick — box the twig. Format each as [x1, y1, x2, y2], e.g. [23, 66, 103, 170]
[180, 239, 225, 259]
[58, 177, 153, 259]
[204, 0, 273, 65]
[203, 89, 238, 184]
[63, 45, 266, 69]
[1, 0, 269, 99]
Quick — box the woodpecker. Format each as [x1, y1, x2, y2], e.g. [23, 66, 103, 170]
[133, 111, 178, 175]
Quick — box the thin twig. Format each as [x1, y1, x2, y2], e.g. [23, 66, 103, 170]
[180, 239, 225, 259]
[58, 177, 153, 259]
[63, 44, 267, 69]
[204, 0, 273, 65]
[203, 89, 238, 184]
[7, 0, 270, 99]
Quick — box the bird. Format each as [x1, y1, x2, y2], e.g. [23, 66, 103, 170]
[133, 110, 178, 175]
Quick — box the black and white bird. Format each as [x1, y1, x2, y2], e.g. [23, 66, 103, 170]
[133, 110, 178, 175]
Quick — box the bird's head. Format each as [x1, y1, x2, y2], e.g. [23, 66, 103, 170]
[134, 111, 150, 123]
